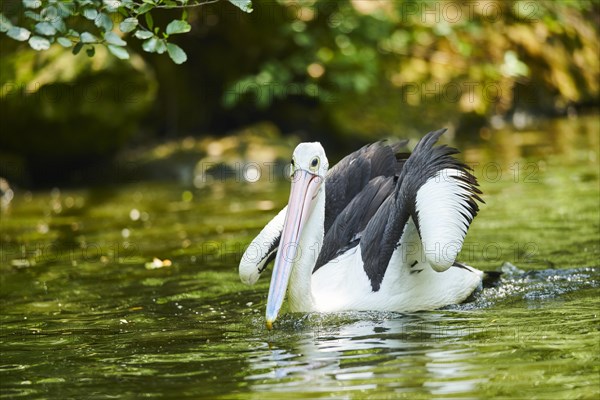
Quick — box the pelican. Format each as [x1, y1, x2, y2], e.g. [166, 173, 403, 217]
[239, 129, 484, 329]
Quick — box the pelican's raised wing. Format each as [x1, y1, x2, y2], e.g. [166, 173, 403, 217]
[360, 129, 482, 290]
[315, 129, 482, 291]
[239, 206, 285, 285]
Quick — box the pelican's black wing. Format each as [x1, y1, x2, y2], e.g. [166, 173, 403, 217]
[315, 129, 483, 292]
[323, 141, 408, 235]
[314, 141, 410, 272]
[360, 129, 482, 290]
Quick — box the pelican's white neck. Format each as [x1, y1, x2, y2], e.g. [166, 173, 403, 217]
[287, 182, 326, 312]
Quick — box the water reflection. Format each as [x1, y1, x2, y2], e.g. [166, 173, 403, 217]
[244, 263, 599, 397]
[246, 314, 485, 396]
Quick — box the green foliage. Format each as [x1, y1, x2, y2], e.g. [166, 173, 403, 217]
[1, 0, 598, 170]
[228, 0, 252, 13]
[166, 42, 187, 64]
[216, 0, 599, 138]
[0, 0, 253, 64]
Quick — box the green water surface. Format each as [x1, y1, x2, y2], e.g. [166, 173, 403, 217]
[1, 117, 599, 399]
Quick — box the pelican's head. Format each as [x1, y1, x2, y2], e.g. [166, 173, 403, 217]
[289, 142, 329, 180]
[266, 142, 328, 329]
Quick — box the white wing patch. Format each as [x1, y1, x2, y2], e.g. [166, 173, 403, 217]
[415, 168, 475, 272]
[239, 206, 286, 285]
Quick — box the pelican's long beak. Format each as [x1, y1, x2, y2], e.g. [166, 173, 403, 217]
[265, 169, 322, 329]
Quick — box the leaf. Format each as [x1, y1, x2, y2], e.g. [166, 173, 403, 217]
[227, 0, 253, 13]
[80, 32, 98, 43]
[35, 21, 56, 36]
[137, 3, 153, 14]
[7, 27, 31, 41]
[119, 17, 138, 33]
[142, 37, 166, 54]
[51, 18, 67, 33]
[72, 41, 83, 55]
[145, 12, 154, 30]
[28, 35, 50, 50]
[121, 0, 136, 10]
[57, 37, 72, 47]
[134, 30, 153, 39]
[166, 19, 190, 35]
[108, 44, 130, 59]
[86, 46, 95, 57]
[24, 11, 42, 22]
[23, 0, 42, 9]
[155, 38, 167, 54]
[104, 31, 126, 46]
[142, 37, 157, 53]
[103, 0, 122, 12]
[41, 5, 58, 22]
[83, 8, 98, 20]
[0, 13, 13, 33]
[95, 13, 113, 31]
[166, 42, 187, 64]
[57, 2, 75, 18]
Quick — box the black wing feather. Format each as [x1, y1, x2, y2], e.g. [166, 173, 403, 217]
[315, 176, 396, 272]
[308, 130, 480, 293]
[323, 141, 407, 236]
[359, 129, 483, 290]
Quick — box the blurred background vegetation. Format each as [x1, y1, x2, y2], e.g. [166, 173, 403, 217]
[0, 0, 598, 186]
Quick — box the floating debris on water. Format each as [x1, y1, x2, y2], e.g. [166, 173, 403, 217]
[145, 257, 173, 269]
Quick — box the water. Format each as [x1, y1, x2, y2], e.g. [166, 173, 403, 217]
[1, 117, 599, 399]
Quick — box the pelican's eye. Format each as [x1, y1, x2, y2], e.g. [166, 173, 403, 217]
[290, 158, 296, 177]
[309, 156, 320, 172]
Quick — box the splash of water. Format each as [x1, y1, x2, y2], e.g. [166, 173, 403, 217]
[453, 263, 600, 310]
